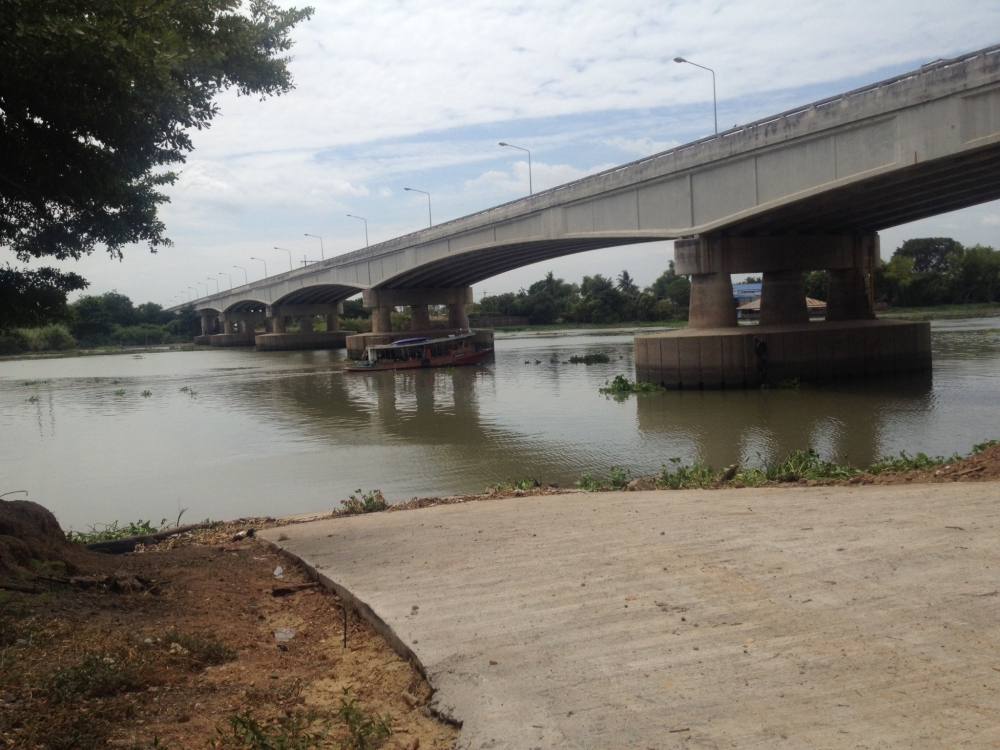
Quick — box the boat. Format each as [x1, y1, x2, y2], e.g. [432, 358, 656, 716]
[346, 332, 494, 372]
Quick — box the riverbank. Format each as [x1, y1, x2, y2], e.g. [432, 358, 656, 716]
[0, 342, 200, 362]
[877, 301, 1000, 320]
[2, 442, 998, 747]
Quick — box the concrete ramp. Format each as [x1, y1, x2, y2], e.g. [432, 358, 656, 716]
[263, 483, 1000, 748]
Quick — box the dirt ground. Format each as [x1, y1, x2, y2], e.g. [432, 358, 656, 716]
[0, 521, 457, 750]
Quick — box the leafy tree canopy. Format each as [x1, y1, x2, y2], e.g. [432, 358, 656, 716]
[0, 0, 313, 328]
[895, 238, 964, 274]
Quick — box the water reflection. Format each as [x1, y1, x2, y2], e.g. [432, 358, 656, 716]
[634, 374, 934, 469]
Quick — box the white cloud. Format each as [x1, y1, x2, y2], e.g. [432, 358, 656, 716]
[983, 214, 1000, 227]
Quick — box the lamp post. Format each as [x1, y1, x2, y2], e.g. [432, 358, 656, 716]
[207, 276, 219, 294]
[250, 256, 268, 279]
[233, 265, 248, 285]
[273, 246, 293, 271]
[403, 187, 432, 227]
[673, 56, 718, 135]
[346, 214, 369, 247]
[304, 233, 325, 260]
[498, 142, 533, 194]
[219, 272, 232, 290]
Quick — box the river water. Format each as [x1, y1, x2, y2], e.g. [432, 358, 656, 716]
[2, 318, 998, 530]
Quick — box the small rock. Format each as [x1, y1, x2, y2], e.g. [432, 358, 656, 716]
[169, 642, 189, 655]
[232, 528, 255, 541]
[274, 627, 296, 643]
[273, 565, 284, 579]
[626, 477, 656, 491]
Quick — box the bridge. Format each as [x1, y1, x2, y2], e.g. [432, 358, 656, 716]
[170, 44, 1000, 385]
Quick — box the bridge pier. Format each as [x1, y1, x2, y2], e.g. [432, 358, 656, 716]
[255, 303, 346, 351]
[346, 287, 477, 357]
[636, 232, 930, 388]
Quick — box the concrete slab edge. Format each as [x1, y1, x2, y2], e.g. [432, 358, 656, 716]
[257, 536, 465, 729]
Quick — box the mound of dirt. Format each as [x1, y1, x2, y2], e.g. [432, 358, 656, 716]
[0, 499, 84, 578]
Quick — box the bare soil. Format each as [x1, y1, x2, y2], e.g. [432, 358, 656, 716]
[0, 519, 457, 750]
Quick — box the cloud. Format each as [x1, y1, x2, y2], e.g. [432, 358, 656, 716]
[983, 214, 1000, 226]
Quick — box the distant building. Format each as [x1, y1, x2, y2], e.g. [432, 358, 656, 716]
[732, 282, 762, 306]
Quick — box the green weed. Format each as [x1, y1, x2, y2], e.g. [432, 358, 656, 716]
[868, 451, 950, 474]
[114, 388, 126, 396]
[973, 439, 999, 454]
[489, 478, 541, 493]
[26, 394, 39, 403]
[658, 458, 718, 489]
[66, 519, 161, 545]
[222, 712, 325, 750]
[341, 489, 388, 515]
[163, 630, 236, 668]
[141, 389, 153, 397]
[764, 449, 858, 482]
[338, 689, 392, 750]
[599, 374, 663, 396]
[576, 473, 603, 492]
[48, 653, 146, 702]
[607, 466, 631, 490]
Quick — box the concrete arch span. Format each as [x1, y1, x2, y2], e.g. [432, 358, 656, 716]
[272, 283, 364, 307]
[373, 236, 664, 290]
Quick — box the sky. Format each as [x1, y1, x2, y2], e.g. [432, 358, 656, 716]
[10, 0, 1000, 305]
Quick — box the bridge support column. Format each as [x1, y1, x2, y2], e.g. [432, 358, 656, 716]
[269, 313, 286, 333]
[325, 313, 339, 332]
[199, 311, 216, 335]
[760, 271, 808, 326]
[410, 304, 431, 331]
[448, 302, 470, 330]
[223, 315, 235, 334]
[298, 316, 314, 334]
[688, 273, 737, 329]
[372, 307, 393, 334]
[363, 287, 473, 333]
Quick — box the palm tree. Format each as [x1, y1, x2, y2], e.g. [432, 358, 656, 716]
[617, 270, 638, 296]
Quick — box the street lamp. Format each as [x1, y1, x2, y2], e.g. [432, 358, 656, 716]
[498, 142, 533, 195]
[304, 233, 325, 260]
[346, 214, 369, 247]
[233, 265, 248, 285]
[273, 246, 293, 271]
[207, 276, 219, 294]
[674, 56, 718, 135]
[403, 187, 432, 227]
[249, 256, 268, 279]
[219, 272, 232, 290]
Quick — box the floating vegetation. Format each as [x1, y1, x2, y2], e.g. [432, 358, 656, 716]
[26, 395, 39, 403]
[567, 353, 610, 364]
[599, 374, 663, 396]
[114, 388, 126, 396]
[141, 390, 153, 398]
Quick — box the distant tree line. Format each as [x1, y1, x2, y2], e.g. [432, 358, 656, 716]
[472, 265, 692, 325]
[0, 291, 200, 354]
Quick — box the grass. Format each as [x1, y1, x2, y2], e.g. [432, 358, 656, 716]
[489, 478, 541, 493]
[973, 439, 999, 453]
[163, 630, 236, 668]
[658, 458, 719, 489]
[222, 712, 326, 750]
[868, 451, 952, 474]
[878, 302, 1000, 321]
[340, 489, 389, 515]
[66, 519, 161, 545]
[48, 653, 146, 702]
[577, 466, 631, 491]
[338, 689, 392, 750]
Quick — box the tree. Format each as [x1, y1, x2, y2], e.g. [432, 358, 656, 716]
[0, 265, 87, 329]
[895, 238, 963, 274]
[0, 0, 313, 328]
[649, 261, 691, 310]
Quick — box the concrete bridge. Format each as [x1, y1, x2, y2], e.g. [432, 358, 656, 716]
[171, 45, 1000, 384]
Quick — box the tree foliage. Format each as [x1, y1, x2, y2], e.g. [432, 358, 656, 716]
[0, 0, 313, 329]
[877, 238, 1000, 306]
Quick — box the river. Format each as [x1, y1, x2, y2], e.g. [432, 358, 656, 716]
[1, 318, 998, 530]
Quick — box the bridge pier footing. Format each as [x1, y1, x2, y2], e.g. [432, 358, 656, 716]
[637, 231, 930, 387]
